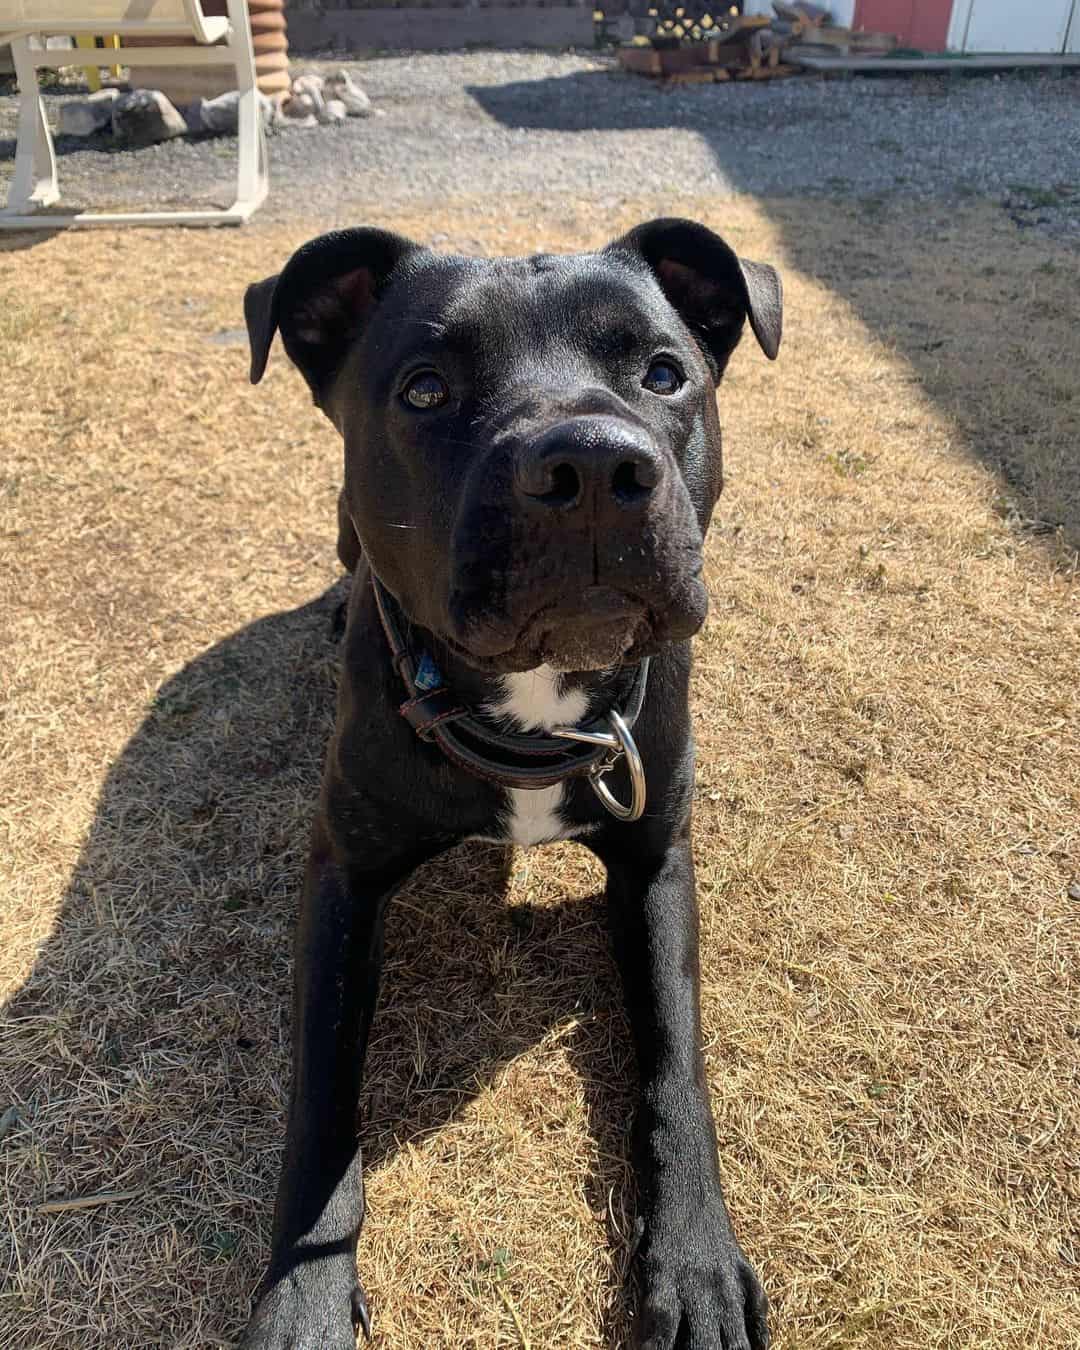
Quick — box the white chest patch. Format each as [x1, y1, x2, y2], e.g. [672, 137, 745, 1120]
[481, 665, 593, 848]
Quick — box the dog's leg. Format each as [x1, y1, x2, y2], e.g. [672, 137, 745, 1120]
[593, 826, 769, 1350]
[240, 834, 428, 1350]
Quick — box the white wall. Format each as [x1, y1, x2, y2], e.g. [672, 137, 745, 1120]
[946, 0, 971, 50]
[948, 0, 1077, 52]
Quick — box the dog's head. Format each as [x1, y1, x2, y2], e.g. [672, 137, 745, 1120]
[245, 220, 781, 674]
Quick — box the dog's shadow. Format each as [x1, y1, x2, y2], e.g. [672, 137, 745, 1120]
[3, 577, 637, 1346]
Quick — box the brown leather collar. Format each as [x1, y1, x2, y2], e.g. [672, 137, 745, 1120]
[371, 575, 650, 792]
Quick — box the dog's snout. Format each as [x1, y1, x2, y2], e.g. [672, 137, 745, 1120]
[515, 417, 661, 518]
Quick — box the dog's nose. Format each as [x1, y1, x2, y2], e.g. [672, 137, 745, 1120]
[515, 417, 661, 519]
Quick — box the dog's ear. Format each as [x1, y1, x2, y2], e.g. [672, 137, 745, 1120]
[244, 227, 420, 403]
[606, 218, 782, 378]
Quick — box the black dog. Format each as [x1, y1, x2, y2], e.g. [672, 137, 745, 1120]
[240, 219, 781, 1349]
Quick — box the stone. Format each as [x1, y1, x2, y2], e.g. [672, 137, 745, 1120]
[279, 93, 318, 128]
[281, 91, 316, 118]
[111, 89, 186, 148]
[319, 98, 347, 126]
[291, 72, 325, 99]
[59, 88, 121, 137]
[184, 89, 275, 136]
[280, 72, 362, 129]
[325, 68, 372, 118]
[290, 75, 329, 123]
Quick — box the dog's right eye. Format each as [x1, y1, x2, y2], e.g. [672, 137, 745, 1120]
[642, 360, 683, 396]
[402, 371, 449, 411]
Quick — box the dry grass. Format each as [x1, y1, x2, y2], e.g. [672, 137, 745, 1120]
[1, 195, 1078, 1350]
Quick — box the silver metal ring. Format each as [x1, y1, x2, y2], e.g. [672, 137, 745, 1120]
[552, 710, 646, 822]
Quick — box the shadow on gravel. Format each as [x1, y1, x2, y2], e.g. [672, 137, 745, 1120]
[0, 130, 150, 162]
[0, 82, 114, 164]
[2, 579, 638, 1344]
[472, 69, 1080, 557]
[0, 227, 63, 251]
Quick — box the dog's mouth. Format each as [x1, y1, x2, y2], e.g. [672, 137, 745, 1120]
[444, 584, 694, 674]
[518, 587, 649, 673]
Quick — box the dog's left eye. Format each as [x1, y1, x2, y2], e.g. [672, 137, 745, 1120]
[642, 361, 683, 396]
[403, 371, 449, 410]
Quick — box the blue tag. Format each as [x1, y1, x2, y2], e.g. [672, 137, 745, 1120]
[414, 650, 443, 692]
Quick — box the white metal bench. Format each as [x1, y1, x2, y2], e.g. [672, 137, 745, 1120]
[0, 0, 268, 227]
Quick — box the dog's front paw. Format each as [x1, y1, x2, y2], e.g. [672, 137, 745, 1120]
[239, 1265, 370, 1350]
[633, 1216, 768, 1350]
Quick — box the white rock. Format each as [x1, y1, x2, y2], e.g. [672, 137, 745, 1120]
[59, 87, 120, 137]
[289, 77, 327, 122]
[280, 93, 319, 127]
[281, 91, 317, 119]
[326, 68, 372, 117]
[291, 72, 325, 98]
[185, 89, 274, 135]
[318, 98, 347, 125]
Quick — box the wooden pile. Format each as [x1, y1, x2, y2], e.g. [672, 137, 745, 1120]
[618, 2, 897, 85]
[779, 0, 898, 63]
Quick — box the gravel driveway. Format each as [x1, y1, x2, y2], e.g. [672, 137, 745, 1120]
[2, 52, 1079, 234]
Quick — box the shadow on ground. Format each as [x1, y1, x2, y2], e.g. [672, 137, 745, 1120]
[2, 579, 636, 1344]
[473, 70, 1080, 555]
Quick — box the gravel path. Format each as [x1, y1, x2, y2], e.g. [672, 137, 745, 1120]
[2, 52, 1079, 234]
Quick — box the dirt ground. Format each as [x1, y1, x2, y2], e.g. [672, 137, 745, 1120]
[1, 194, 1078, 1350]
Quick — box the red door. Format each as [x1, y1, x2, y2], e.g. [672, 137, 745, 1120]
[853, 0, 954, 50]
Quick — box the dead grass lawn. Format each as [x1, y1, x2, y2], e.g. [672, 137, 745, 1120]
[1, 196, 1078, 1350]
